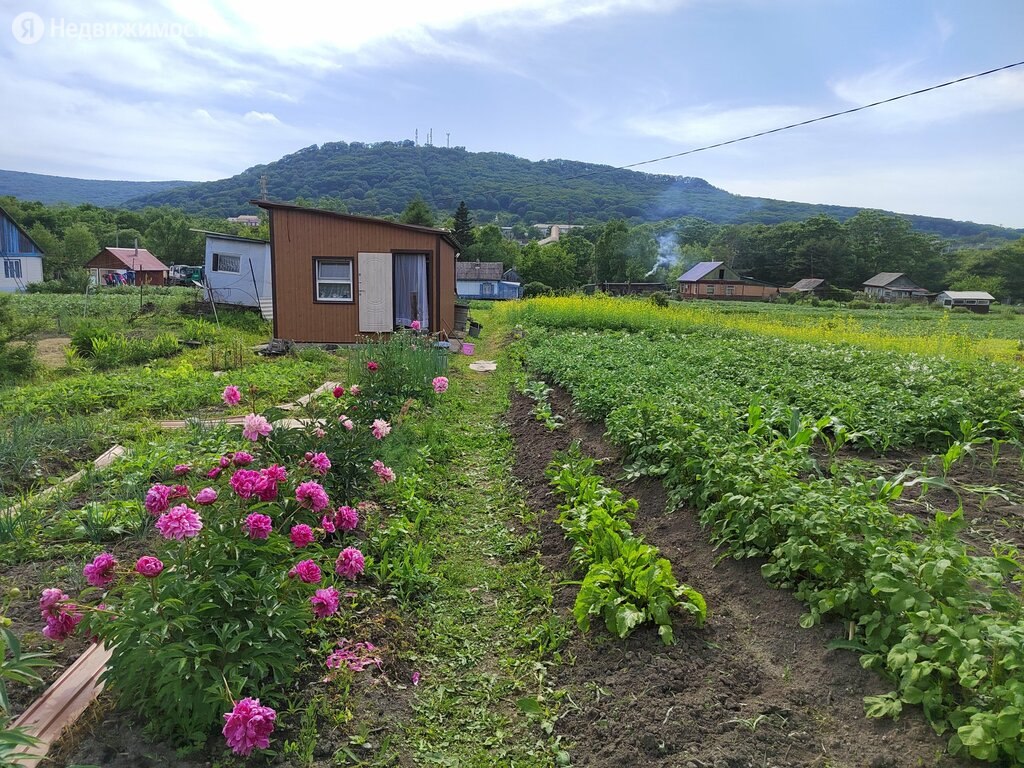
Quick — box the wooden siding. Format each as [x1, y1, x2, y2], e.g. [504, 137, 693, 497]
[678, 280, 780, 301]
[270, 208, 457, 343]
[85, 251, 167, 286]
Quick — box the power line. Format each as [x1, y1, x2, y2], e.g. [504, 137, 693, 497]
[533, 59, 1024, 187]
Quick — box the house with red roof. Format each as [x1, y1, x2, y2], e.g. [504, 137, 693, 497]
[85, 246, 169, 286]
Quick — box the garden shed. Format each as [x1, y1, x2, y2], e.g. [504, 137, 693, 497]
[784, 278, 830, 297]
[86, 247, 168, 286]
[0, 204, 45, 292]
[456, 260, 522, 299]
[254, 201, 458, 343]
[196, 230, 272, 316]
[676, 261, 779, 301]
[934, 290, 994, 313]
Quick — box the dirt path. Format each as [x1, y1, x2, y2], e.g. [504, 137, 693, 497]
[508, 387, 964, 768]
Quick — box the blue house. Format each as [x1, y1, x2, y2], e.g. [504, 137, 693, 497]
[0, 204, 45, 292]
[456, 261, 522, 300]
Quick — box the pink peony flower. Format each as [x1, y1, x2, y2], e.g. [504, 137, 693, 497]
[233, 451, 254, 466]
[262, 464, 288, 483]
[335, 505, 359, 532]
[245, 513, 273, 539]
[229, 469, 262, 499]
[222, 385, 241, 406]
[335, 547, 365, 580]
[366, 361, 379, 372]
[349, 385, 360, 397]
[289, 524, 315, 547]
[207, 466, 223, 479]
[195, 487, 218, 505]
[326, 640, 383, 672]
[314, 427, 326, 439]
[135, 556, 164, 577]
[144, 484, 173, 515]
[310, 587, 340, 618]
[222, 697, 276, 757]
[219, 456, 232, 468]
[372, 460, 396, 484]
[155, 504, 203, 540]
[320, 515, 336, 534]
[338, 414, 354, 431]
[43, 608, 82, 642]
[173, 463, 192, 476]
[39, 588, 69, 619]
[371, 419, 391, 440]
[432, 376, 449, 394]
[296, 481, 330, 512]
[253, 476, 279, 502]
[170, 484, 190, 499]
[242, 413, 273, 442]
[332, 385, 345, 398]
[410, 320, 421, 331]
[83, 553, 118, 589]
[309, 452, 331, 475]
[288, 559, 322, 583]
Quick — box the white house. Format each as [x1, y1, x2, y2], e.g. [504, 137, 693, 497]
[0, 204, 45, 292]
[198, 231, 272, 317]
[934, 290, 995, 314]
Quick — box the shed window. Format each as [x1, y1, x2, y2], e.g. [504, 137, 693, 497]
[725, 285, 735, 296]
[212, 253, 240, 273]
[3, 259, 22, 279]
[706, 284, 715, 295]
[316, 259, 354, 302]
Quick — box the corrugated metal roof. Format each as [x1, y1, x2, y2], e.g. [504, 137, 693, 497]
[676, 261, 723, 282]
[190, 229, 269, 244]
[790, 278, 825, 291]
[937, 291, 994, 301]
[862, 272, 907, 287]
[97, 247, 169, 272]
[456, 261, 505, 280]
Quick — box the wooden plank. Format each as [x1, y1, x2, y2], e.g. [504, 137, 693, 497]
[11, 643, 112, 765]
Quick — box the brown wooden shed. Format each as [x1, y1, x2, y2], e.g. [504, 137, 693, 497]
[85, 247, 169, 286]
[253, 201, 459, 343]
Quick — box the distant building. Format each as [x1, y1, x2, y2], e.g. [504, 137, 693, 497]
[861, 272, 929, 302]
[0, 204, 45, 292]
[227, 215, 261, 228]
[676, 261, 780, 301]
[456, 260, 521, 300]
[783, 278, 830, 297]
[86, 246, 168, 286]
[935, 290, 994, 314]
[583, 282, 667, 297]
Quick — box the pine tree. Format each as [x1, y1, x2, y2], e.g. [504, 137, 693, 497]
[452, 201, 475, 251]
[399, 196, 436, 227]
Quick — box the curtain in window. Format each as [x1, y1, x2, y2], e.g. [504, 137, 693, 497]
[394, 254, 428, 330]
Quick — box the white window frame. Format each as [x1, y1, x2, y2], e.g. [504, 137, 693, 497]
[725, 285, 735, 296]
[212, 252, 241, 274]
[315, 258, 354, 303]
[706, 284, 715, 295]
[3, 259, 22, 279]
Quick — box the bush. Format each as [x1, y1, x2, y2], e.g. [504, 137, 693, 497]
[523, 281, 553, 298]
[0, 295, 38, 384]
[830, 288, 855, 302]
[648, 291, 668, 307]
[847, 300, 871, 310]
[181, 318, 219, 344]
[350, 330, 447, 418]
[70, 321, 113, 357]
[25, 270, 91, 294]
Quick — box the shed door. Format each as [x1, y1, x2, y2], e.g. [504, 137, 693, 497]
[358, 253, 393, 332]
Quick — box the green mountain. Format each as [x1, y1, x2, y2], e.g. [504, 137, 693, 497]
[0, 169, 192, 207]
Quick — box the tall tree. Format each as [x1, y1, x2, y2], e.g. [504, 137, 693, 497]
[593, 220, 629, 282]
[62, 223, 99, 274]
[399, 196, 436, 227]
[452, 201, 475, 251]
[144, 214, 202, 265]
[27, 223, 62, 280]
[515, 242, 574, 289]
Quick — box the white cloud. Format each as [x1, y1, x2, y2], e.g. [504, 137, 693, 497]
[627, 104, 819, 146]
[243, 111, 280, 124]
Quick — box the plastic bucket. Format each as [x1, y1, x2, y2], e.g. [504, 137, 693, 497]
[462, 342, 475, 355]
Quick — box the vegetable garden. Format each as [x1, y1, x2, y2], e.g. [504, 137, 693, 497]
[2, 292, 1024, 766]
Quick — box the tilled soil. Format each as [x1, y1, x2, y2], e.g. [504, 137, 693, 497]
[508, 387, 965, 768]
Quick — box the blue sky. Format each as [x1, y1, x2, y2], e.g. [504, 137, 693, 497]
[2, 0, 1023, 226]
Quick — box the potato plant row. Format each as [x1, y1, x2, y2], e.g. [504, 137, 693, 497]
[522, 328, 1024, 763]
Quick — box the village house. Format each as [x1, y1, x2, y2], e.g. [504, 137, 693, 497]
[861, 272, 930, 302]
[934, 290, 995, 314]
[783, 278, 831, 298]
[85, 246, 168, 286]
[0, 204, 45, 292]
[456, 260, 522, 300]
[254, 201, 458, 343]
[676, 261, 780, 301]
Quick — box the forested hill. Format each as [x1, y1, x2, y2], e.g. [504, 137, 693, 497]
[0, 169, 192, 207]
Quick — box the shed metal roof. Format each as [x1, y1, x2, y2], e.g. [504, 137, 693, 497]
[790, 278, 826, 291]
[862, 272, 923, 288]
[937, 291, 994, 301]
[93, 247, 168, 272]
[676, 261, 724, 282]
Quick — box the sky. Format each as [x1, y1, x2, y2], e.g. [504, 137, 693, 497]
[1, 0, 1023, 227]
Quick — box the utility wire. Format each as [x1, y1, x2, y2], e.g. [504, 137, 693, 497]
[532, 59, 1024, 186]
